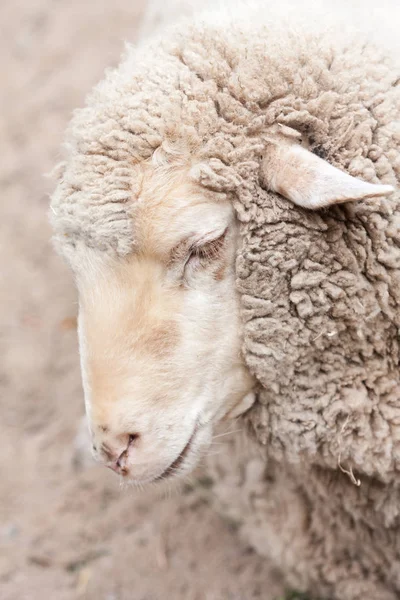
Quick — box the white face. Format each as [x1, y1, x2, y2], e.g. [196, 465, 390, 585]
[76, 166, 255, 486]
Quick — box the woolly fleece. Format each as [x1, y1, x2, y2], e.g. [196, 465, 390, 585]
[51, 2, 400, 598]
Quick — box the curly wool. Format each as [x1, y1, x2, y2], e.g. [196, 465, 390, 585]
[51, 2, 400, 598]
[51, 1, 398, 262]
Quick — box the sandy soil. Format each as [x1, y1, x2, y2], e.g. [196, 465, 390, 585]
[0, 1, 284, 598]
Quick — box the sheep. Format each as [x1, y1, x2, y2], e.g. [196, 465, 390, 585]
[50, 0, 400, 598]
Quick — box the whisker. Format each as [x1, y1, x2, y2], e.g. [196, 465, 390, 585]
[212, 428, 243, 440]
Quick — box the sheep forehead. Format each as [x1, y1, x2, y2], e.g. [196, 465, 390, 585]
[133, 164, 229, 257]
[76, 164, 227, 349]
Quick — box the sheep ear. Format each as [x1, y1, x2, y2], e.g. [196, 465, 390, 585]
[261, 141, 394, 209]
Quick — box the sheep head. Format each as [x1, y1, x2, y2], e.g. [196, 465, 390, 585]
[57, 133, 393, 486]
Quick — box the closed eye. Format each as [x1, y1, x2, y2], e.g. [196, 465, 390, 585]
[184, 228, 228, 272]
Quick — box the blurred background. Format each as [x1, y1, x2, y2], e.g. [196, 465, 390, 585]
[0, 1, 284, 598]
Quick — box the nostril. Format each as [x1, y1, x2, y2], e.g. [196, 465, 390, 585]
[128, 433, 139, 444]
[100, 434, 140, 475]
[114, 453, 128, 476]
[114, 434, 138, 470]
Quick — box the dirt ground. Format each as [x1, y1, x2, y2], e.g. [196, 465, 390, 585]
[0, 1, 285, 598]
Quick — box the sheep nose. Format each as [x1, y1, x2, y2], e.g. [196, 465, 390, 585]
[93, 434, 139, 475]
[107, 454, 127, 475]
[106, 444, 129, 475]
[98, 444, 128, 475]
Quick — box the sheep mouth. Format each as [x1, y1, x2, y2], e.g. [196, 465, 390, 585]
[155, 424, 199, 482]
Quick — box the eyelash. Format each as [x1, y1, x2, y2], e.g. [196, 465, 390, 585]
[185, 230, 227, 270]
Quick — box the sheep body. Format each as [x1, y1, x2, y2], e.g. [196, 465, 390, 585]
[51, 2, 400, 597]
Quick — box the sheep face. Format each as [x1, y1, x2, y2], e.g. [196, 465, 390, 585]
[76, 165, 255, 485]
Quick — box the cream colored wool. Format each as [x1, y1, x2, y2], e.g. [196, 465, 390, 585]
[51, 1, 400, 598]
